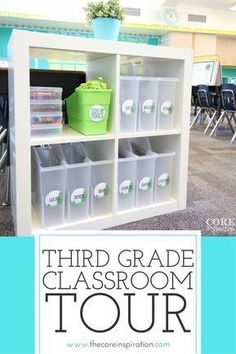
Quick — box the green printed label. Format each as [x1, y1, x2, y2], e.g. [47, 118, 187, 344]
[142, 99, 155, 115]
[122, 100, 136, 116]
[45, 190, 63, 208]
[70, 188, 87, 206]
[119, 180, 134, 196]
[161, 101, 173, 116]
[139, 177, 153, 192]
[158, 173, 171, 188]
[89, 105, 105, 122]
[94, 182, 110, 199]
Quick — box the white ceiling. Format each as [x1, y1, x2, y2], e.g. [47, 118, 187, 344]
[165, 0, 235, 10]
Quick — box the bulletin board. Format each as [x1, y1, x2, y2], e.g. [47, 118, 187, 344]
[193, 55, 222, 86]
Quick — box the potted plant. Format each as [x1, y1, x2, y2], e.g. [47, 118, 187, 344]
[84, 0, 124, 41]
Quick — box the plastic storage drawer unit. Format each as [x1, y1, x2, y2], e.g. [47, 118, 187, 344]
[118, 140, 137, 212]
[157, 78, 178, 130]
[30, 86, 62, 100]
[138, 77, 158, 131]
[60, 143, 91, 222]
[131, 138, 156, 207]
[30, 113, 63, 134]
[31, 145, 66, 228]
[83, 142, 113, 217]
[120, 77, 139, 133]
[30, 100, 62, 113]
[154, 151, 175, 203]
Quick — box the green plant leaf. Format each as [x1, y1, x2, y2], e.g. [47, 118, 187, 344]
[76, 78, 109, 90]
[84, 0, 124, 23]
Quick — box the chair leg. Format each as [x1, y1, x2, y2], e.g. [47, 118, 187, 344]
[0, 148, 7, 170]
[225, 115, 235, 134]
[233, 112, 236, 124]
[190, 108, 202, 129]
[2, 165, 10, 206]
[231, 131, 236, 143]
[201, 110, 208, 124]
[210, 111, 225, 137]
[203, 110, 217, 135]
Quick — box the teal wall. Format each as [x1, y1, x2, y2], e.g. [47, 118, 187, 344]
[0, 27, 12, 59]
[0, 26, 160, 68]
[222, 66, 236, 83]
[222, 67, 236, 77]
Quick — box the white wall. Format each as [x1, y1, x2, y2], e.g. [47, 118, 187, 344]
[1, 0, 236, 33]
[124, 2, 236, 32]
[172, 4, 236, 32]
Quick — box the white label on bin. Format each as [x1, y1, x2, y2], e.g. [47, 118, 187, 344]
[45, 190, 63, 208]
[142, 99, 155, 115]
[161, 101, 173, 116]
[139, 177, 153, 192]
[119, 180, 134, 196]
[71, 188, 87, 206]
[89, 105, 105, 122]
[158, 173, 171, 188]
[122, 100, 136, 116]
[94, 183, 110, 199]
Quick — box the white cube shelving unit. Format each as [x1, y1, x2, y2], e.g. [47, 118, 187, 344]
[8, 29, 192, 235]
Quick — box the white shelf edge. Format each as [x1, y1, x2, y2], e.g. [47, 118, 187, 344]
[32, 199, 178, 234]
[116, 198, 177, 215]
[118, 129, 181, 138]
[30, 126, 116, 146]
[30, 127, 182, 146]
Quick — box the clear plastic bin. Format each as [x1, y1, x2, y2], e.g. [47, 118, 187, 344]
[31, 112, 63, 133]
[157, 78, 178, 130]
[154, 151, 176, 203]
[118, 140, 137, 212]
[131, 138, 156, 207]
[138, 78, 158, 131]
[120, 76, 139, 133]
[31, 145, 66, 228]
[30, 87, 62, 100]
[60, 143, 91, 222]
[30, 100, 62, 113]
[83, 142, 113, 217]
[31, 123, 63, 136]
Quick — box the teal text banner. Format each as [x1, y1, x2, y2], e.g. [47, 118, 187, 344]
[0, 236, 235, 353]
[202, 237, 236, 354]
[0, 237, 34, 354]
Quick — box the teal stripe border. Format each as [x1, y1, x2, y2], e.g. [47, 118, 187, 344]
[0, 237, 34, 354]
[0, 236, 235, 354]
[202, 237, 236, 354]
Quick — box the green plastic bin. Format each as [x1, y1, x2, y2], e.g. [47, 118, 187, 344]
[66, 89, 112, 135]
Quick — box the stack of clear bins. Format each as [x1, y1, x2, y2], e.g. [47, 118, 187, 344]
[118, 140, 137, 212]
[153, 150, 176, 203]
[60, 143, 91, 222]
[117, 137, 176, 210]
[157, 78, 178, 130]
[119, 76, 178, 133]
[83, 141, 113, 217]
[131, 138, 156, 207]
[138, 77, 159, 131]
[30, 86, 63, 134]
[120, 77, 139, 133]
[31, 145, 66, 228]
